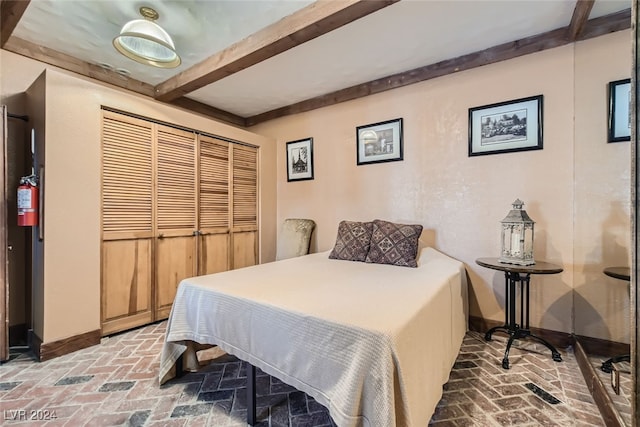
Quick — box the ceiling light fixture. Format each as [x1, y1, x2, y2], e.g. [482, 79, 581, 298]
[113, 6, 181, 69]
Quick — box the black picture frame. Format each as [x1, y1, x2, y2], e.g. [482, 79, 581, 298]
[608, 78, 631, 143]
[356, 118, 403, 165]
[286, 138, 314, 182]
[468, 95, 543, 157]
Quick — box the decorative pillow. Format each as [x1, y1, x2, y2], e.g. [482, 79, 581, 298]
[365, 219, 423, 267]
[328, 220, 374, 262]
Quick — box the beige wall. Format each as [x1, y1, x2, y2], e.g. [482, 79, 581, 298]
[0, 29, 631, 345]
[251, 31, 632, 341]
[1, 50, 277, 343]
[574, 31, 632, 342]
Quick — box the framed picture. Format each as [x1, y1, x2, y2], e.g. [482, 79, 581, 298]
[356, 118, 403, 165]
[608, 78, 631, 143]
[468, 95, 543, 157]
[286, 138, 314, 182]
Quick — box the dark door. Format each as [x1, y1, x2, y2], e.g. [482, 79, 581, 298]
[2, 105, 31, 361]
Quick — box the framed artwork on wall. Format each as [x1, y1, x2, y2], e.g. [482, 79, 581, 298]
[286, 138, 314, 182]
[356, 118, 403, 165]
[608, 78, 631, 143]
[468, 95, 543, 157]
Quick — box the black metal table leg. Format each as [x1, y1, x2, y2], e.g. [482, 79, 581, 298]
[502, 333, 517, 369]
[479, 267, 564, 369]
[485, 325, 509, 341]
[527, 333, 562, 362]
[601, 354, 630, 373]
[175, 354, 184, 377]
[247, 363, 256, 426]
[599, 267, 631, 374]
[476, 258, 564, 370]
[485, 271, 512, 342]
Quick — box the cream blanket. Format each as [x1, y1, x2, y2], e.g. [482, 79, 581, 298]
[159, 247, 467, 427]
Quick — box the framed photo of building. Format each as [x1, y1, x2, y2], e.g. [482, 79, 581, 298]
[286, 138, 314, 182]
[468, 95, 543, 157]
[356, 118, 403, 165]
[608, 78, 631, 143]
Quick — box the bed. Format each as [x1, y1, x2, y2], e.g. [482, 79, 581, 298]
[159, 246, 468, 427]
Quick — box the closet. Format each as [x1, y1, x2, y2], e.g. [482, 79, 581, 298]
[100, 110, 258, 335]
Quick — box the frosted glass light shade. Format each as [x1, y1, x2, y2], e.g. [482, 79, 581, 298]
[113, 19, 181, 68]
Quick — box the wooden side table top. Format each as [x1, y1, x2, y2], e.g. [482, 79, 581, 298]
[603, 266, 630, 281]
[476, 258, 563, 275]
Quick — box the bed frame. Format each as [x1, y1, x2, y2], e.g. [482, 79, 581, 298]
[160, 248, 468, 426]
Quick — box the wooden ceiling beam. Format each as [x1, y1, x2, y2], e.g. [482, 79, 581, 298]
[1, 0, 30, 48]
[568, 0, 595, 41]
[2, 37, 245, 127]
[246, 9, 631, 127]
[2, 3, 630, 129]
[153, 0, 399, 102]
[3, 37, 156, 96]
[170, 97, 247, 127]
[247, 27, 570, 126]
[578, 8, 631, 40]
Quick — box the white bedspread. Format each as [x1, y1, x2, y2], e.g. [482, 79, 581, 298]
[159, 247, 468, 427]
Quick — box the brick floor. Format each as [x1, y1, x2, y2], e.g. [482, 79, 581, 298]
[589, 353, 632, 426]
[0, 323, 605, 426]
[431, 332, 605, 426]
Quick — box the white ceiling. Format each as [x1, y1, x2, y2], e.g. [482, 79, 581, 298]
[12, 0, 315, 83]
[188, 0, 581, 116]
[7, 0, 632, 121]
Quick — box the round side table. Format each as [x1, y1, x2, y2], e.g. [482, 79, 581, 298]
[600, 266, 630, 373]
[476, 257, 563, 369]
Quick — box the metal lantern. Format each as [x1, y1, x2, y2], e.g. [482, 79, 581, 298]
[499, 199, 535, 265]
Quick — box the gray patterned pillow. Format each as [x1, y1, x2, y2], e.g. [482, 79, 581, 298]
[328, 221, 374, 262]
[365, 219, 423, 267]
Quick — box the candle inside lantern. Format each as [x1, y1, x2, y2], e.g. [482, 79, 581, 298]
[511, 232, 520, 253]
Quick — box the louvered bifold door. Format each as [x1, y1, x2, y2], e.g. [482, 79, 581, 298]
[198, 135, 230, 275]
[231, 144, 258, 269]
[155, 125, 197, 320]
[101, 112, 153, 335]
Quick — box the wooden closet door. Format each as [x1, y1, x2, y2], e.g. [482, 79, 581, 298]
[101, 112, 153, 335]
[231, 145, 258, 269]
[155, 125, 197, 320]
[198, 135, 230, 275]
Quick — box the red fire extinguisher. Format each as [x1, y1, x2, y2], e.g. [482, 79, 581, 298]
[17, 174, 38, 227]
